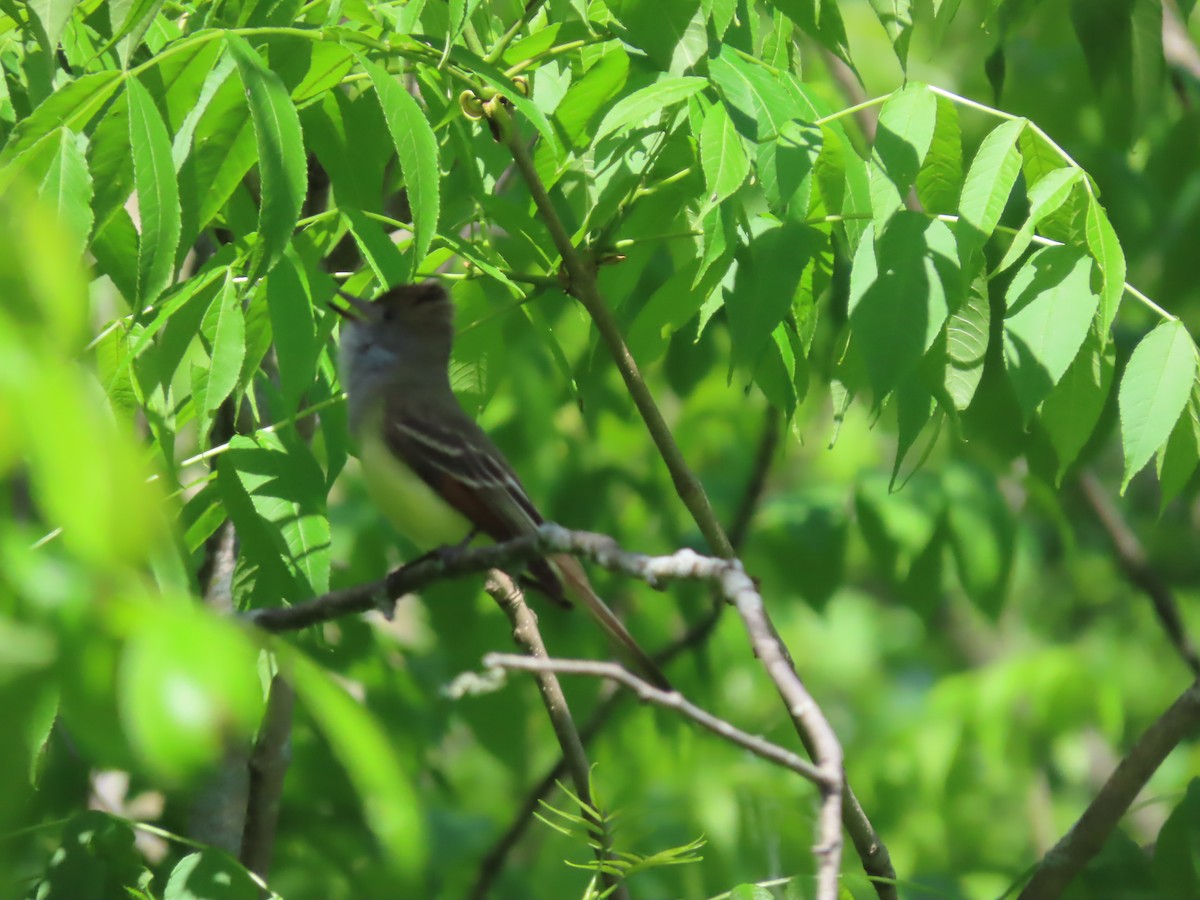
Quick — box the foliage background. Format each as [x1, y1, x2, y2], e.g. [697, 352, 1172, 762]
[3, 0, 1200, 898]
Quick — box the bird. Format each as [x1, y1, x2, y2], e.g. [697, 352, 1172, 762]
[332, 281, 670, 690]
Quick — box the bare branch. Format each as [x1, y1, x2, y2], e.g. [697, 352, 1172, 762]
[484, 572, 629, 900]
[1077, 471, 1200, 677]
[240, 675, 295, 878]
[1017, 680, 1200, 900]
[485, 654, 830, 786]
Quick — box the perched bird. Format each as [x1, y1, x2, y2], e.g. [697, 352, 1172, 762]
[333, 282, 669, 690]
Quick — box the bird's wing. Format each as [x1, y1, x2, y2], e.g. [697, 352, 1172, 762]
[382, 395, 568, 603]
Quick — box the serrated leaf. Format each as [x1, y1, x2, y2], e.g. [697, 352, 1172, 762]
[995, 167, 1083, 273]
[870, 82, 937, 219]
[1039, 326, 1115, 482]
[757, 120, 821, 219]
[944, 272, 989, 410]
[610, 0, 707, 73]
[126, 77, 181, 305]
[199, 273, 245, 417]
[1120, 319, 1198, 491]
[27, 0, 80, 50]
[1086, 195, 1126, 337]
[868, 0, 914, 70]
[37, 128, 93, 255]
[227, 34, 307, 279]
[699, 101, 749, 205]
[708, 46, 798, 141]
[0, 72, 123, 175]
[359, 55, 440, 279]
[1157, 389, 1200, 509]
[849, 212, 957, 397]
[217, 432, 330, 601]
[770, 0, 855, 69]
[594, 76, 707, 143]
[726, 222, 817, 370]
[265, 253, 319, 415]
[958, 117, 1026, 267]
[1002, 245, 1098, 420]
[915, 94, 963, 215]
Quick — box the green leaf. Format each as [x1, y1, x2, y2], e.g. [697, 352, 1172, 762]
[868, 0, 914, 70]
[957, 117, 1026, 266]
[126, 77, 181, 305]
[286, 647, 427, 878]
[915, 93, 962, 215]
[757, 120, 821, 220]
[848, 212, 958, 397]
[730, 885, 775, 900]
[1001, 245, 1098, 422]
[1153, 778, 1200, 900]
[995, 167, 1083, 273]
[217, 432, 331, 601]
[120, 604, 264, 781]
[769, 0, 855, 69]
[944, 271, 989, 411]
[359, 55, 440, 279]
[27, 0, 80, 50]
[265, 252, 319, 415]
[1119, 319, 1198, 491]
[227, 34, 307, 278]
[34, 812, 152, 900]
[594, 76, 707, 143]
[726, 222, 818, 370]
[709, 46, 798, 142]
[1085, 194, 1126, 337]
[0, 71, 124, 182]
[199, 273, 246, 418]
[1039, 326, 1115, 481]
[870, 82, 937, 219]
[944, 461, 1014, 618]
[610, 0, 707, 73]
[1157, 388, 1200, 509]
[164, 851, 259, 900]
[37, 128, 93, 255]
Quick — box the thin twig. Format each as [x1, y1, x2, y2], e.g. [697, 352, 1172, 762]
[485, 655, 829, 785]
[1076, 471, 1200, 677]
[249, 525, 845, 898]
[1017, 680, 1200, 900]
[485, 572, 629, 900]
[467, 407, 780, 898]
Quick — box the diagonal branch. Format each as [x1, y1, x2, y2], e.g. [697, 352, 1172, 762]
[484, 571, 629, 900]
[1076, 471, 1200, 677]
[486, 654, 830, 786]
[1017, 680, 1200, 900]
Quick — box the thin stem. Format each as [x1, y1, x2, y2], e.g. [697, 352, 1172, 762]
[485, 0, 548, 64]
[814, 95, 888, 127]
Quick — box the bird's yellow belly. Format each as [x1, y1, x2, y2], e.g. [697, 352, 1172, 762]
[358, 412, 474, 551]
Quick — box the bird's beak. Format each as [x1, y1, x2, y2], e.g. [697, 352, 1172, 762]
[328, 289, 376, 321]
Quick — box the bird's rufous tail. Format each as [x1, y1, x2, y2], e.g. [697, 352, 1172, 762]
[551, 553, 672, 691]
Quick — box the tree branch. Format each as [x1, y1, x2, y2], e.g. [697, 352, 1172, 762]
[1017, 680, 1200, 900]
[1076, 471, 1200, 677]
[484, 571, 629, 900]
[240, 674, 294, 878]
[486, 100, 901, 899]
[485, 654, 830, 786]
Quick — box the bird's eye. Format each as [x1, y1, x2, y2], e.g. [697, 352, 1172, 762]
[381, 307, 396, 322]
